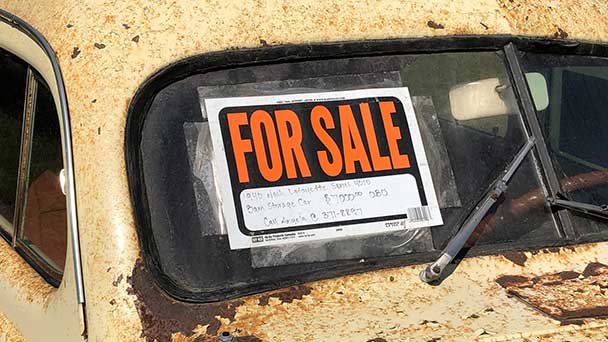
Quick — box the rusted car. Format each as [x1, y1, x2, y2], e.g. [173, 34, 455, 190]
[0, 1, 607, 341]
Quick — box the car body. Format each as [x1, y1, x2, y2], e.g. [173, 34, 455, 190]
[0, 1, 607, 341]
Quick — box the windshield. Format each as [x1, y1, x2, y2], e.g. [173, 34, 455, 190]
[135, 50, 558, 300]
[520, 52, 608, 237]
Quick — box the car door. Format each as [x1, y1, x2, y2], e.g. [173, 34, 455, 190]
[0, 10, 86, 342]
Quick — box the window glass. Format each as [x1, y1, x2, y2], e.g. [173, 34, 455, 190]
[0, 52, 27, 235]
[520, 53, 608, 237]
[18, 76, 66, 274]
[136, 51, 557, 300]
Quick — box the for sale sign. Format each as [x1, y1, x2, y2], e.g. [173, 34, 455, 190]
[201, 88, 442, 249]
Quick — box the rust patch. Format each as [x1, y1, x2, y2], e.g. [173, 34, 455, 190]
[112, 273, 124, 286]
[495, 275, 530, 288]
[560, 318, 585, 326]
[257, 285, 312, 306]
[426, 20, 444, 29]
[127, 258, 244, 342]
[236, 336, 262, 342]
[497, 262, 608, 322]
[502, 251, 528, 266]
[556, 271, 580, 281]
[554, 26, 569, 39]
[71, 47, 80, 59]
[582, 262, 608, 277]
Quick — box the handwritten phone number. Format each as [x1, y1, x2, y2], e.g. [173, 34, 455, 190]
[319, 208, 364, 220]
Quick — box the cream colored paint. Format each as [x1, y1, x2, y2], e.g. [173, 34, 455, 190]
[0, 237, 84, 342]
[0, 0, 606, 341]
[0, 309, 24, 342]
[212, 243, 608, 342]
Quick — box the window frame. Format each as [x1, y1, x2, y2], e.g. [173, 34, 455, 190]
[15, 68, 65, 284]
[0, 7, 84, 292]
[126, 36, 608, 302]
[0, 64, 65, 285]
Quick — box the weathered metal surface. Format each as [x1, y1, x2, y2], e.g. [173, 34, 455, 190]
[122, 244, 608, 342]
[0, 235, 84, 341]
[0, 309, 25, 342]
[497, 262, 608, 323]
[497, 0, 608, 40]
[0, 0, 606, 341]
[513, 323, 608, 342]
[0, 239, 54, 306]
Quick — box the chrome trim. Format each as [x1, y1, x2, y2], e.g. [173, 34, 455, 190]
[13, 68, 37, 247]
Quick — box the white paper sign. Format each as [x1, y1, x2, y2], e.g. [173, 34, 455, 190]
[202, 88, 443, 249]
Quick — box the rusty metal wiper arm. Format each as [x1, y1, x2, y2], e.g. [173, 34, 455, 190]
[419, 137, 536, 284]
[548, 195, 608, 221]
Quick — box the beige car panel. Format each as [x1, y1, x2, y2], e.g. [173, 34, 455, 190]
[0, 309, 25, 342]
[0, 0, 606, 341]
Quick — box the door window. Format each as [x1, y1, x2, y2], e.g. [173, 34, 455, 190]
[0, 51, 27, 235]
[0, 47, 67, 284]
[17, 76, 67, 274]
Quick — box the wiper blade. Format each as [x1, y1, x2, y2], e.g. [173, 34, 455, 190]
[419, 137, 536, 283]
[548, 195, 608, 221]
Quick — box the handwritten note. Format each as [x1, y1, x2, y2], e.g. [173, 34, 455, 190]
[240, 174, 422, 231]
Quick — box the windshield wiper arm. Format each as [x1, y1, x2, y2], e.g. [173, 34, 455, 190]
[419, 137, 536, 284]
[548, 195, 608, 221]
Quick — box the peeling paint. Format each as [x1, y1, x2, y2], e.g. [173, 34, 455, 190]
[257, 286, 312, 306]
[502, 252, 528, 267]
[497, 262, 608, 322]
[427, 20, 445, 29]
[554, 26, 569, 39]
[70, 47, 80, 59]
[112, 274, 124, 287]
[127, 259, 243, 342]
